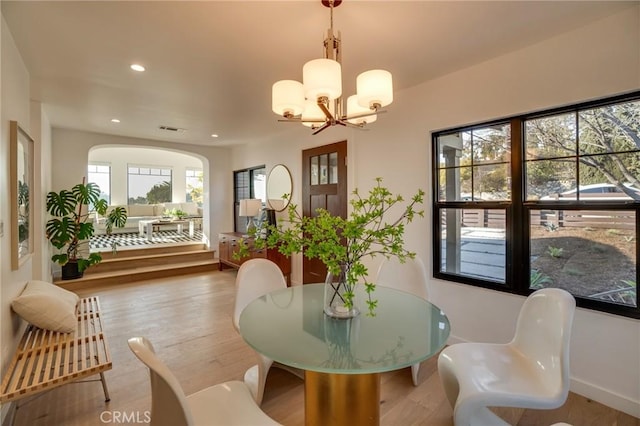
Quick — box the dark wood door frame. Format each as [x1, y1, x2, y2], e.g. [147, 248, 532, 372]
[301, 140, 348, 283]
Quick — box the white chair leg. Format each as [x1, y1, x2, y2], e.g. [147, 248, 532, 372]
[410, 362, 420, 386]
[243, 354, 274, 405]
[256, 354, 273, 405]
[243, 365, 260, 402]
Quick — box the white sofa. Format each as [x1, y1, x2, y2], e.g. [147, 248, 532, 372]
[94, 202, 201, 235]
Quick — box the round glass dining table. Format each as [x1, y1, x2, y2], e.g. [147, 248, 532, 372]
[239, 283, 450, 425]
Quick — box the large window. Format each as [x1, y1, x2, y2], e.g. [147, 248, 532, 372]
[88, 163, 111, 204]
[433, 92, 639, 318]
[233, 166, 266, 233]
[128, 165, 172, 204]
[186, 168, 203, 206]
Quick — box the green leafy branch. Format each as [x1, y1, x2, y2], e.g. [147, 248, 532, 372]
[237, 178, 424, 315]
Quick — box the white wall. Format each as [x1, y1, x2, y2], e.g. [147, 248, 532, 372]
[52, 129, 233, 249]
[0, 15, 46, 423]
[30, 101, 52, 281]
[231, 6, 640, 418]
[89, 146, 203, 205]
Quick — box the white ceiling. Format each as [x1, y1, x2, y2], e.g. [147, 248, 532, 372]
[2, 1, 634, 147]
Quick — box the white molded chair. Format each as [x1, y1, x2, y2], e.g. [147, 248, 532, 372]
[375, 256, 429, 386]
[437, 288, 576, 426]
[233, 258, 303, 405]
[127, 336, 281, 426]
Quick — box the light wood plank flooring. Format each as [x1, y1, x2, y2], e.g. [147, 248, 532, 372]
[8, 270, 638, 426]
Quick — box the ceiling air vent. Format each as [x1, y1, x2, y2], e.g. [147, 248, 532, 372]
[159, 125, 187, 133]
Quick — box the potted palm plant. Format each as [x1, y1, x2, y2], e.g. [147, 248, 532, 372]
[46, 179, 127, 280]
[239, 178, 424, 317]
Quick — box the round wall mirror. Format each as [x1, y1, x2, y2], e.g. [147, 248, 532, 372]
[266, 164, 292, 211]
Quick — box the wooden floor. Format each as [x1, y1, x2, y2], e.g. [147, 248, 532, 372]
[8, 270, 638, 426]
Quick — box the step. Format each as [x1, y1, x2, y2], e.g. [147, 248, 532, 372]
[88, 249, 216, 274]
[55, 259, 220, 291]
[97, 242, 208, 260]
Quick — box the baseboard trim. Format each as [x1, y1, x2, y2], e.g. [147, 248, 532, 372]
[570, 377, 640, 419]
[446, 334, 639, 419]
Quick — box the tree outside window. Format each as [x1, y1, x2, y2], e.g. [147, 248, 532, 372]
[433, 93, 639, 319]
[128, 166, 172, 204]
[186, 169, 203, 206]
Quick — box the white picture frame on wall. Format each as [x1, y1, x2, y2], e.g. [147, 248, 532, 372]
[10, 120, 34, 270]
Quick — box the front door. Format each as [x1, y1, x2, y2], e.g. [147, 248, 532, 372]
[301, 140, 348, 283]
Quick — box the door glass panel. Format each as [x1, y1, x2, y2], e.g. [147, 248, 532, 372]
[311, 156, 319, 185]
[329, 152, 338, 184]
[320, 154, 328, 184]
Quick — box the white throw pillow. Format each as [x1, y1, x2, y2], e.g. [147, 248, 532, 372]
[11, 280, 80, 333]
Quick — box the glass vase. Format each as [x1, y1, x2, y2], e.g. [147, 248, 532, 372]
[324, 263, 360, 319]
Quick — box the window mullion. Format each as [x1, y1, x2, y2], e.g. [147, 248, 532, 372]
[510, 118, 525, 294]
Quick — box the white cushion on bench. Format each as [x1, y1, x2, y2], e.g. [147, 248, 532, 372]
[11, 280, 79, 333]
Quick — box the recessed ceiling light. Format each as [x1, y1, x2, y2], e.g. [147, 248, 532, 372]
[111, 118, 121, 123]
[130, 64, 145, 72]
[211, 134, 219, 138]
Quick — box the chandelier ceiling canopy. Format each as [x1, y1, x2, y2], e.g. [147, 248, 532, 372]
[271, 0, 393, 135]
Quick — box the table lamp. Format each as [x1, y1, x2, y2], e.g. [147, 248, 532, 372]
[239, 198, 262, 234]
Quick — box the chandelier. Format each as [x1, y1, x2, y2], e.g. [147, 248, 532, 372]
[271, 0, 393, 135]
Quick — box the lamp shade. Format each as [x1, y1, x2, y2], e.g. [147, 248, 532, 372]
[239, 199, 262, 217]
[238, 199, 248, 216]
[247, 199, 262, 217]
[356, 69, 393, 109]
[347, 95, 377, 125]
[272, 80, 305, 117]
[303, 58, 342, 101]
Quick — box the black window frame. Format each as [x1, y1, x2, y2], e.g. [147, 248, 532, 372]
[432, 91, 640, 319]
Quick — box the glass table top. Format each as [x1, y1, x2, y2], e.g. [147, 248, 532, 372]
[239, 283, 450, 374]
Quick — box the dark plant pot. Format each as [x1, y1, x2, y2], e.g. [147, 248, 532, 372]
[61, 262, 83, 280]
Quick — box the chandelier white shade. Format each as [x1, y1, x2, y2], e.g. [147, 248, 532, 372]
[303, 59, 342, 101]
[272, 0, 393, 134]
[272, 80, 305, 117]
[356, 69, 393, 109]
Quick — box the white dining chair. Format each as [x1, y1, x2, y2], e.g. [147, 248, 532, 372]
[233, 258, 303, 405]
[375, 256, 429, 386]
[127, 336, 281, 426]
[438, 288, 576, 426]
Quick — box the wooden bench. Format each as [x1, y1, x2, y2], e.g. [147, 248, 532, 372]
[0, 296, 111, 414]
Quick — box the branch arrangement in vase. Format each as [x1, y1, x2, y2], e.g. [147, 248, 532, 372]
[237, 178, 424, 315]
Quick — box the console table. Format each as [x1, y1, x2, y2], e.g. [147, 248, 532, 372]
[218, 232, 291, 285]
